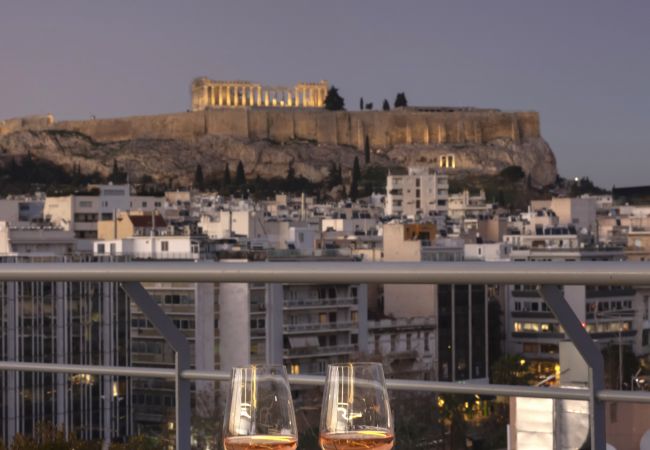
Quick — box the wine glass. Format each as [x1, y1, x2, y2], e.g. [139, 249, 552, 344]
[319, 363, 394, 450]
[223, 365, 298, 450]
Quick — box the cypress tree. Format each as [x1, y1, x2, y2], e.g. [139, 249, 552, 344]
[223, 163, 232, 187]
[360, 97, 364, 110]
[364, 135, 370, 165]
[235, 161, 246, 186]
[194, 164, 205, 191]
[350, 156, 361, 200]
[382, 99, 390, 111]
[394, 92, 408, 108]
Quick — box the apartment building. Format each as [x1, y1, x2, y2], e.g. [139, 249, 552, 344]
[382, 223, 488, 382]
[0, 256, 130, 445]
[43, 184, 164, 251]
[385, 167, 449, 218]
[266, 280, 368, 375]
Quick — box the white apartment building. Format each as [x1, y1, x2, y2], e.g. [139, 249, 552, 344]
[43, 184, 164, 251]
[93, 235, 201, 260]
[447, 189, 492, 220]
[385, 167, 449, 217]
[368, 317, 436, 379]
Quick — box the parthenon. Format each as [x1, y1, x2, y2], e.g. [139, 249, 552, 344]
[191, 77, 328, 111]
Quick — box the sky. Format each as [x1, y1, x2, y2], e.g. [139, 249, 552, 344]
[1, 1, 648, 187]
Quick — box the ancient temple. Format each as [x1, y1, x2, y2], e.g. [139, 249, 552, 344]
[191, 77, 328, 111]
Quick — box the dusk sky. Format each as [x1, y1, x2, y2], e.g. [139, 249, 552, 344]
[1, 1, 648, 187]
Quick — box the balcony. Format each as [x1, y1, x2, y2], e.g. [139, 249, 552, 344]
[284, 296, 357, 309]
[1, 261, 650, 450]
[283, 321, 356, 333]
[283, 344, 357, 357]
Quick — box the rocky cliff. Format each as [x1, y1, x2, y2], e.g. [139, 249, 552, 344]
[0, 108, 557, 187]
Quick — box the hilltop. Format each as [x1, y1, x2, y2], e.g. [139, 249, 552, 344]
[0, 108, 557, 189]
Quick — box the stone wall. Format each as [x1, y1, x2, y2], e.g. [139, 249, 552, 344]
[3, 108, 540, 149]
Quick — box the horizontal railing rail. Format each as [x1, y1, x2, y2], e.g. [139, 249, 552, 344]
[1, 360, 649, 404]
[0, 261, 646, 284]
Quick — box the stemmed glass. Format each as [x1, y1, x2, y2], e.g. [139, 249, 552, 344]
[319, 363, 394, 450]
[223, 365, 298, 450]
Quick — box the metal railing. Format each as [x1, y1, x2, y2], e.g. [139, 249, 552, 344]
[1, 261, 650, 450]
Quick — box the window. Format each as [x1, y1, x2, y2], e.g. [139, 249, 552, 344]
[514, 302, 521, 311]
[290, 364, 300, 375]
[424, 332, 430, 351]
[328, 312, 337, 323]
[97, 244, 105, 254]
[406, 334, 412, 351]
[643, 330, 649, 347]
[319, 313, 328, 324]
[351, 311, 358, 322]
[390, 335, 397, 351]
[351, 334, 358, 344]
[101, 213, 113, 220]
[523, 343, 539, 353]
[161, 241, 169, 252]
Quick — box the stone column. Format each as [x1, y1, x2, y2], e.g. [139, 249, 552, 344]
[287, 92, 293, 107]
[264, 90, 269, 106]
[249, 87, 255, 106]
[257, 86, 262, 106]
[226, 85, 231, 106]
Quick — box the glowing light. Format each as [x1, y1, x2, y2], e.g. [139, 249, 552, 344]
[519, 359, 526, 367]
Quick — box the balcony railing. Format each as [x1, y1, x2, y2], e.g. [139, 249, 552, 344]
[283, 321, 356, 333]
[283, 344, 357, 357]
[1, 261, 650, 450]
[284, 296, 357, 309]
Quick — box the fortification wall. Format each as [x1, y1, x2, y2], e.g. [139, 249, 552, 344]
[2, 109, 541, 149]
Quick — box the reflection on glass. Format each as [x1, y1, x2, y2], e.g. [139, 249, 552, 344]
[319, 363, 394, 450]
[223, 365, 298, 450]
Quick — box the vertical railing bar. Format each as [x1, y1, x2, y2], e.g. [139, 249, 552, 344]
[538, 284, 606, 450]
[121, 282, 191, 450]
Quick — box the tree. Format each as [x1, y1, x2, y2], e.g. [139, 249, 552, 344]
[350, 157, 361, 200]
[359, 97, 364, 110]
[364, 135, 371, 165]
[382, 99, 390, 111]
[490, 354, 535, 386]
[326, 161, 342, 189]
[394, 92, 408, 108]
[287, 161, 296, 182]
[222, 163, 232, 188]
[235, 160, 246, 186]
[365, 102, 373, 110]
[324, 86, 345, 111]
[194, 164, 205, 191]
